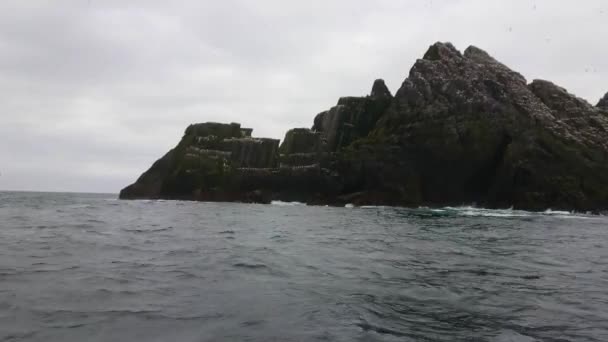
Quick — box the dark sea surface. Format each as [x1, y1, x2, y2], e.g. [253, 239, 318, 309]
[1, 191, 607, 342]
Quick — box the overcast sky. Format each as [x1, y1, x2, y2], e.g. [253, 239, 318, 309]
[1, 0, 606, 193]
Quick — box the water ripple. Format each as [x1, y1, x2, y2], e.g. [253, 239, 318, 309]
[1, 192, 607, 341]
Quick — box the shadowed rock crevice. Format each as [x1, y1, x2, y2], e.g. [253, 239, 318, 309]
[467, 133, 513, 199]
[120, 42, 608, 212]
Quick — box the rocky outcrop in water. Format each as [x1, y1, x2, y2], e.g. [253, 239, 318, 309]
[120, 43, 608, 212]
[120, 122, 335, 203]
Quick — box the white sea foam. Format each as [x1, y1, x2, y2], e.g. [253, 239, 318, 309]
[460, 210, 531, 218]
[436, 206, 592, 219]
[360, 205, 390, 209]
[543, 209, 572, 215]
[270, 200, 305, 206]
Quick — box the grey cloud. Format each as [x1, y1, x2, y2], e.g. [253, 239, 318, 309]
[0, 0, 606, 193]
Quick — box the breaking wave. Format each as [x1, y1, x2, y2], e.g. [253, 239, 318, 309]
[270, 200, 305, 206]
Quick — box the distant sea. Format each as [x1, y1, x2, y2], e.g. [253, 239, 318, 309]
[1, 191, 607, 341]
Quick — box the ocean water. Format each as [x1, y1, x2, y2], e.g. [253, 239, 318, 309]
[1, 192, 607, 342]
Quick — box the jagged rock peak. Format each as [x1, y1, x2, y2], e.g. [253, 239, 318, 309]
[463, 45, 494, 61]
[598, 92, 608, 110]
[370, 79, 392, 98]
[417, 42, 529, 85]
[422, 42, 462, 61]
[529, 79, 570, 97]
[464, 45, 527, 85]
[529, 79, 596, 113]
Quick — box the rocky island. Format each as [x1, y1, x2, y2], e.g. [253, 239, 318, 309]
[120, 42, 608, 212]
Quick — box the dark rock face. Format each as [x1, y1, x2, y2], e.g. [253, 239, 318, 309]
[312, 80, 393, 152]
[364, 42, 608, 211]
[278, 128, 325, 169]
[121, 123, 279, 201]
[120, 43, 608, 212]
[598, 92, 608, 110]
[371, 79, 392, 98]
[279, 128, 322, 155]
[223, 138, 279, 168]
[120, 122, 335, 203]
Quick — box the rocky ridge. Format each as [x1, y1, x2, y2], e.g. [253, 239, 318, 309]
[120, 43, 608, 212]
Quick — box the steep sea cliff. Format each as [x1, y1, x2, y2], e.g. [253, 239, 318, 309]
[120, 42, 608, 212]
